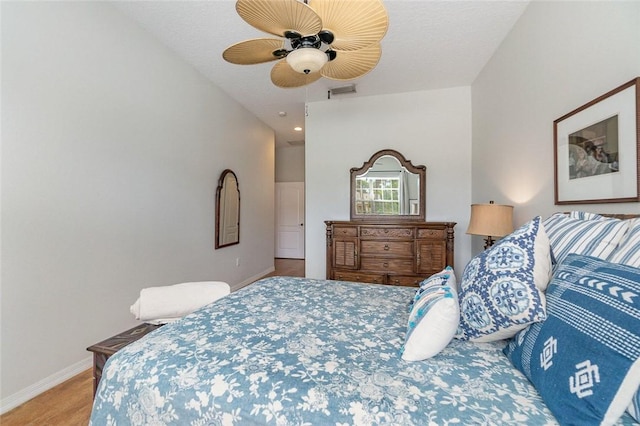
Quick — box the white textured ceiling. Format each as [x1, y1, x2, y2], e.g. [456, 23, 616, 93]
[114, 0, 529, 147]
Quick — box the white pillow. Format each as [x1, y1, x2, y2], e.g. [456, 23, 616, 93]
[401, 268, 459, 361]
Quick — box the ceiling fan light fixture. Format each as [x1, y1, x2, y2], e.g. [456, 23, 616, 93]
[225, 0, 389, 88]
[286, 48, 327, 74]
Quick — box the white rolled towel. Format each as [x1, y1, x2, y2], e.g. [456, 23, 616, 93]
[130, 281, 230, 324]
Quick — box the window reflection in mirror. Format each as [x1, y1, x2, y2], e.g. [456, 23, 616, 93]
[351, 150, 425, 221]
[215, 169, 240, 249]
[355, 156, 420, 215]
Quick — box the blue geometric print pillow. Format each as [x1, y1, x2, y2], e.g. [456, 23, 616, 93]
[503, 254, 640, 425]
[457, 216, 551, 342]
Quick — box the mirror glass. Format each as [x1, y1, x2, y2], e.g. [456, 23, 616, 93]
[351, 150, 426, 221]
[215, 169, 240, 249]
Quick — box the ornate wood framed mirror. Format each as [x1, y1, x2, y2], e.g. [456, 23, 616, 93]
[215, 169, 240, 249]
[350, 149, 426, 221]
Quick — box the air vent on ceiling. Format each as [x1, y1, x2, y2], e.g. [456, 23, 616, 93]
[329, 84, 356, 97]
[287, 140, 305, 146]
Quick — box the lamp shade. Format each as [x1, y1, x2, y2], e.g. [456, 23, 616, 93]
[466, 203, 514, 237]
[286, 48, 327, 74]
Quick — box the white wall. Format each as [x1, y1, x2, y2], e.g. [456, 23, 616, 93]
[275, 145, 305, 182]
[472, 1, 640, 235]
[1, 2, 274, 409]
[305, 87, 472, 279]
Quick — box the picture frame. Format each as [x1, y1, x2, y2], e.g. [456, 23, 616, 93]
[554, 77, 640, 205]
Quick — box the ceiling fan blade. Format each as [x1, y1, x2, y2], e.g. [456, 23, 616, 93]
[271, 60, 322, 88]
[321, 44, 382, 81]
[236, 0, 322, 38]
[222, 39, 285, 65]
[308, 0, 388, 51]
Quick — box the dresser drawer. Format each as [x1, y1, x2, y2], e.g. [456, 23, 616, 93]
[388, 275, 426, 287]
[333, 271, 385, 284]
[361, 227, 414, 239]
[360, 240, 413, 256]
[360, 257, 414, 274]
[334, 226, 358, 237]
[417, 228, 445, 239]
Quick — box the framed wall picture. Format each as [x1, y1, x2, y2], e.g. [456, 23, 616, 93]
[554, 77, 640, 204]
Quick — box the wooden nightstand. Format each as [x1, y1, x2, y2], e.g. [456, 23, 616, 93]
[86, 323, 161, 397]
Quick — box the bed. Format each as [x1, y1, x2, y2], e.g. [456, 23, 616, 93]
[90, 212, 640, 425]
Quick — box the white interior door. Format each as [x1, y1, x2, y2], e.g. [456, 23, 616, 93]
[275, 182, 305, 259]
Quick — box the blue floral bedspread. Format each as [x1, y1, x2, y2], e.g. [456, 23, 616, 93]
[89, 277, 628, 425]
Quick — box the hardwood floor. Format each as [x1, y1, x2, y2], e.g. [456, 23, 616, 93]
[267, 258, 305, 278]
[0, 369, 94, 426]
[0, 258, 304, 425]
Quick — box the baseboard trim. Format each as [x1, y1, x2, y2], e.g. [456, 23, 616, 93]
[231, 266, 275, 292]
[0, 356, 92, 415]
[0, 267, 276, 415]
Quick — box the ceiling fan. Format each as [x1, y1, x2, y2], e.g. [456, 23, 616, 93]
[222, 0, 389, 88]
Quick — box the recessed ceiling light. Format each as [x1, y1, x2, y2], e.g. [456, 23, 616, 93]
[294, 127, 303, 131]
[278, 111, 287, 117]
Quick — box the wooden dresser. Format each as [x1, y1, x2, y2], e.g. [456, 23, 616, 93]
[325, 220, 455, 287]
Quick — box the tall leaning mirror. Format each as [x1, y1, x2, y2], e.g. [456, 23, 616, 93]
[351, 149, 426, 221]
[215, 169, 240, 249]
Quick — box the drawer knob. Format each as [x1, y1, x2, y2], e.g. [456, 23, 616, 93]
[383, 262, 389, 267]
[384, 229, 389, 233]
[384, 244, 389, 251]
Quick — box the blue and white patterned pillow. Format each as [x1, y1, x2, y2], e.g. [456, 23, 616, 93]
[609, 218, 640, 268]
[608, 217, 640, 421]
[401, 269, 459, 361]
[503, 254, 640, 426]
[569, 211, 606, 221]
[574, 214, 640, 422]
[543, 212, 629, 267]
[457, 216, 551, 342]
[629, 391, 640, 422]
